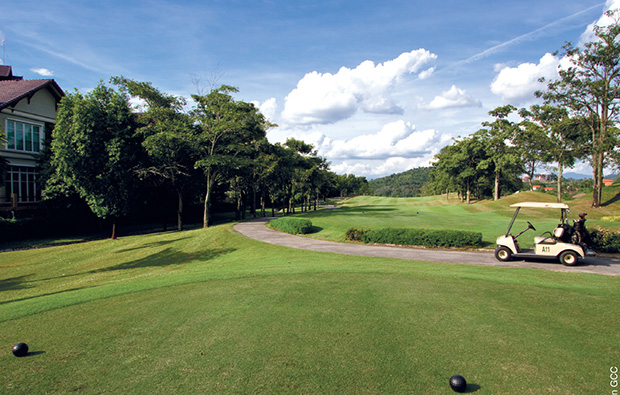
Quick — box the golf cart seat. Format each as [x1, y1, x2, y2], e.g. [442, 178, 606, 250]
[534, 225, 567, 245]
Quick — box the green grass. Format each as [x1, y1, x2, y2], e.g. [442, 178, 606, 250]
[1, 219, 619, 393]
[303, 188, 620, 248]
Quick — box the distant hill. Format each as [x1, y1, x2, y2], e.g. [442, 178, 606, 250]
[563, 172, 591, 180]
[563, 172, 618, 180]
[368, 167, 432, 197]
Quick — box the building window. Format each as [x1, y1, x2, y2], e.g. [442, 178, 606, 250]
[6, 166, 40, 202]
[6, 120, 42, 153]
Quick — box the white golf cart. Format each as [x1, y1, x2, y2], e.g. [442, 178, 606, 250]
[495, 202, 594, 266]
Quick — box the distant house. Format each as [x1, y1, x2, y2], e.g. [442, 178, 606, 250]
[0, 66, 64, 208]
[534, 174, 552, 182]
[603, 179, 614, 187]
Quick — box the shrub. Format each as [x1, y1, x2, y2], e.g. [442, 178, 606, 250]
[353, 227, 482, 248]
[589, 226, 620, 253]
[345, 227, 370, 241]
[270, 217, 313, 235]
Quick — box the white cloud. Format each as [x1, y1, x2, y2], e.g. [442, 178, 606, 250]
[30, 67, 54, 77]
[426, 85, 481, 109]
[251, 98, 277, 122]
[579, 0, 620, 44]
[318, 120, 440, 160]
[490, 53, 560, 104]
[331, 156, 435, 178]
[281, 49, 437, 125]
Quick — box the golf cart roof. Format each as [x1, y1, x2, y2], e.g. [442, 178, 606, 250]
[510, 202, 569, 209]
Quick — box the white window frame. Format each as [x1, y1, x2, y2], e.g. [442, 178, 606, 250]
[5, 118, 44, 153]
[6, 165, 40, 203]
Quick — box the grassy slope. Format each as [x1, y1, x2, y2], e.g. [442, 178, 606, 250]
[302, 187, 620, 247]
[1, 221, 619, 393]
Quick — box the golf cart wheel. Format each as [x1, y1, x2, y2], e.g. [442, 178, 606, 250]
[495, 246, 512, 262]
[559, 250, 579, 266]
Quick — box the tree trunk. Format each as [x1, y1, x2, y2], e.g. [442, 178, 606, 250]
[177, 190, 184, 231]
[466, 179, 471, 204]
[111, 219, 117, 239]
[557, 163, 563, 203]
[252, 186, 257, 218]
[203, 172, 213, 228]
[494, 170, 500, 201]
[592, 152, 603, 208]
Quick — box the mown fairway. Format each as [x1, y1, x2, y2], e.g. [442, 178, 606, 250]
[1, 192, 620, 394]
[302, 188, 620, 248]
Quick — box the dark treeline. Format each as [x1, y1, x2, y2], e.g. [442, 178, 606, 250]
[41, 79, 369, 238]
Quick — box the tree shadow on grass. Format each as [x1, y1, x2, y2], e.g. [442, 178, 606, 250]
[0, 285, 97, 305]
[93, 246, 237, 272]
[602, 191, 620, 207]
[0, 275, 34, 292]
[114, 237, 192, 253]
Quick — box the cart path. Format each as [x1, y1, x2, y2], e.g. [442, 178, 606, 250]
[234, 217, 620, 276]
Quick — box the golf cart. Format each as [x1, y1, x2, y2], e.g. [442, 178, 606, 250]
[495, 202, 595, 266]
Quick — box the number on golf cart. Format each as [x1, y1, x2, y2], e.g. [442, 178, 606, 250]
[542, 246, 551, 253]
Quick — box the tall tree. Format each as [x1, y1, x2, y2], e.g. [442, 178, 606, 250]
[478, 105, 523, 201]
[519, 105, 586, 202]
[515, 108, 553, 192]
[192, 85, 267, 227]
[538, 9, 620, 207]
[44, 82, 139, 238]
[112, 77, 197, 231]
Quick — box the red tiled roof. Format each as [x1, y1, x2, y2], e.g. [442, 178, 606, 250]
[0, 79, 64, 110]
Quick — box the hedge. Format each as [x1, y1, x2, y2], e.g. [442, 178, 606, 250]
[346, 227, 482, 248]
[270, 217, 313, 235]
[589, 227, 620, 253]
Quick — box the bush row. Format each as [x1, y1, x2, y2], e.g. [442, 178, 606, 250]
[270, 217, 314, 235]
[346, 227, 482, 248]
[589, 227, 620, 253]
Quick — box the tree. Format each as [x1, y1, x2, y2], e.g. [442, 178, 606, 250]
[112, 77, 197, 231]
[429, 135, 488, 203]
[538, 9, 620, 207]
[519, 105, 586, 202]
[478, 105, 523, 200]
[44, 82, 139, 238]
[192, 85, 268, 227]
[515, 108, 554, 191]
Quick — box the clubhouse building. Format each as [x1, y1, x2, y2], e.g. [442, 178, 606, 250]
[0, 65, 64, 212]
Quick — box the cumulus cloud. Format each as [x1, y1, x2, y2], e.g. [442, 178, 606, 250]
[251, 98, 277, 122]
[490, 53, 560, 104]
[30, 67, 54, 77]
[318, 120, 440, 160]
[331, 156, 435, 178]
[281, 49, 437, 125]
[426, 85, 481, 109]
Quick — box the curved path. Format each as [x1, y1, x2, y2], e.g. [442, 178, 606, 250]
[234, 217, 620, 276]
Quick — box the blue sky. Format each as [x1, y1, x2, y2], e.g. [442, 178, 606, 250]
[0, 0, 615, 178]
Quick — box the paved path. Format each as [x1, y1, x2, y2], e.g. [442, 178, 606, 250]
[234, 217, 620, 276]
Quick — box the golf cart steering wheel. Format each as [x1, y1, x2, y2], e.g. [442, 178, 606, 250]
[527, 221, 536, 231]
